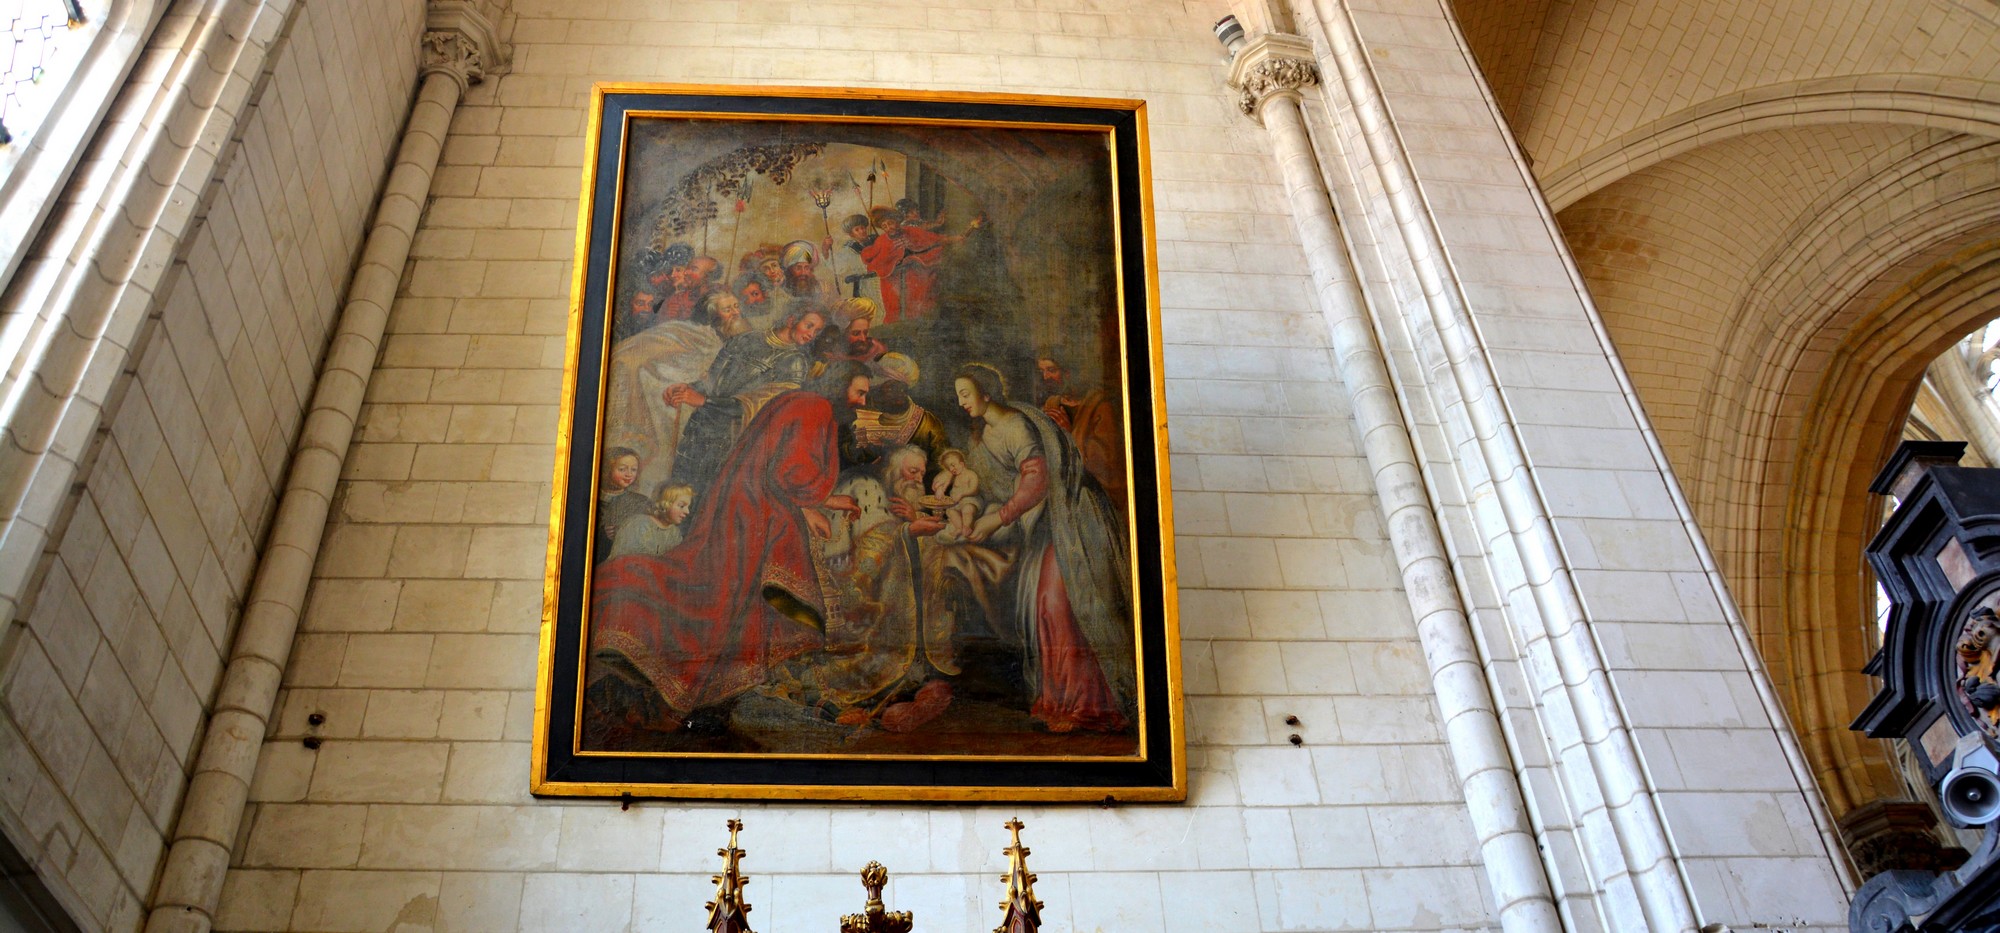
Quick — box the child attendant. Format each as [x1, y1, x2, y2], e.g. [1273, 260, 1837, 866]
[595, 447, 652, 564]
[611, 484, 694, 559]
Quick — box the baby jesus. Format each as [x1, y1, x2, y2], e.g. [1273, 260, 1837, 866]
[930, 448, 982, 539]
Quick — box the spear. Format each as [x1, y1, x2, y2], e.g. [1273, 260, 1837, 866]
[810, 184, 834, 241]
[729, 175, 752, 270]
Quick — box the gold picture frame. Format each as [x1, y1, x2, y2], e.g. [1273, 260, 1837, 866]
[532, 84, 1182, 801]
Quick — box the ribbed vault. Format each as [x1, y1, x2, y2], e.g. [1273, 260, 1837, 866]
[1554, 126, 2000, 813]
[1449, 0, 2000, 182]
[1557, 125, 1945, 464]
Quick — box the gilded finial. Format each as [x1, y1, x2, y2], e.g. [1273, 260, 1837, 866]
[839, 860, 913, 933]
[994, 818, 1043, 933]
[706, 819, 754, 933]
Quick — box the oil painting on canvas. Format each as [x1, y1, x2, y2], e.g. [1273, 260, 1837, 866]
[535, 86, 1180, 801]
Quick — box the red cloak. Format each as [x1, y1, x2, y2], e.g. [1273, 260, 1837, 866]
[859, 226, 949, 322]
[589, 390, 837, 715]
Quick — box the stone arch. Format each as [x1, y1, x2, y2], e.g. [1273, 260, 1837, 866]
[1684, 177, 2000, 822]
[1692, 135, 2000, 532]
[1776, 240, 2000, 811]
[1449, 0, 2000, 186]
[1551, 92, 2000, 866]
[1539, 76, 2000, 211]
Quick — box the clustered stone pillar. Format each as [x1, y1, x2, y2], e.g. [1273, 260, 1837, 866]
[141, 11, 501, 930]
[1228, 35, 1564, 933]
[1295, 0, 1708, 926]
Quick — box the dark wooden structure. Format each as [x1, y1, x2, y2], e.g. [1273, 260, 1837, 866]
[1851, 441, 2000, 931]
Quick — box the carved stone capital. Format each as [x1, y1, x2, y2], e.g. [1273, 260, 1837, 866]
[423, 0, 511, 91]
[1226, 33, 1320, 118]
[1840, 799, 1969, 877]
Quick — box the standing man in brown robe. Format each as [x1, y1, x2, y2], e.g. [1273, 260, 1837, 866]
[1036, 355, 1127, 511]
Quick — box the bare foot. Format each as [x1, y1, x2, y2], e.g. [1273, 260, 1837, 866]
[881, 680, 953, 733]
[1034, 710, 1128, 734]
[835, 707, 870, 726]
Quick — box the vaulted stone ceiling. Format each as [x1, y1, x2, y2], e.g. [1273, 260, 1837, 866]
[1444, 0, 1559, 136]
[1451, 0, 2000, 184]
[1556, 124, 1942, 468]
[1448, 0, 2000, 548]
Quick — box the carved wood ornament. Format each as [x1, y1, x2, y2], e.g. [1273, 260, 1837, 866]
[690, 819, 1047, 929]
[1853, 440, 2000, 929]
[994, 818, 1044, 933]
[840, 861, 914, 933]
[706, 819, 754, 933]
[1957, 606, 2000, 741]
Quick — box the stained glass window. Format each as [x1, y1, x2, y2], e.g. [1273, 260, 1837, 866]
[1, 1, 88, 146]
[1973, 321, 2000, 396]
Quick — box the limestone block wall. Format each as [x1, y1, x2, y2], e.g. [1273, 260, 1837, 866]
[211, 1, 1500, 930]
[1295, 0, 1851, 927]
[1442, 0, 2000, 864]
[0, 1, 424, 928]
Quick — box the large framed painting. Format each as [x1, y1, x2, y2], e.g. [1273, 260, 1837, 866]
[532, 84, 1182, 801]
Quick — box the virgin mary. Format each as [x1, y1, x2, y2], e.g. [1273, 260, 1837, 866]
[916, 363, 1136, 735]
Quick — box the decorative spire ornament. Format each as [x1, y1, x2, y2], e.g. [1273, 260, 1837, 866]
[838, 861, 913, 933]
[706, 819, 754, 933]
[993, 818, 1043, 933]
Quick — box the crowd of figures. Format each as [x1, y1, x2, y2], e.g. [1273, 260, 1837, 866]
[583, 195, 1141, 755]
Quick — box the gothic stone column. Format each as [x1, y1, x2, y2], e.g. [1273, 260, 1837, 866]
[140, 8, 503, 930]
[1229, 32, 1562, 933]
[1284, 0, 1855, 928]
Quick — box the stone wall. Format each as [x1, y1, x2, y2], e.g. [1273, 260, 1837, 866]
[211, 0, 1498, 930]
[1298, 0, 1851, 926]
[1451, 0, 2000, 845]
[0, 1, 424, 928]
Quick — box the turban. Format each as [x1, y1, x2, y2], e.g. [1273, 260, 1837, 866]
[836, 297, 879, 324]
[873, 352, 919, 386]
[781, 240, 817, 269]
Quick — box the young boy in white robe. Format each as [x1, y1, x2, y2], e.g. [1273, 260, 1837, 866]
[610, 483, 693, 559]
